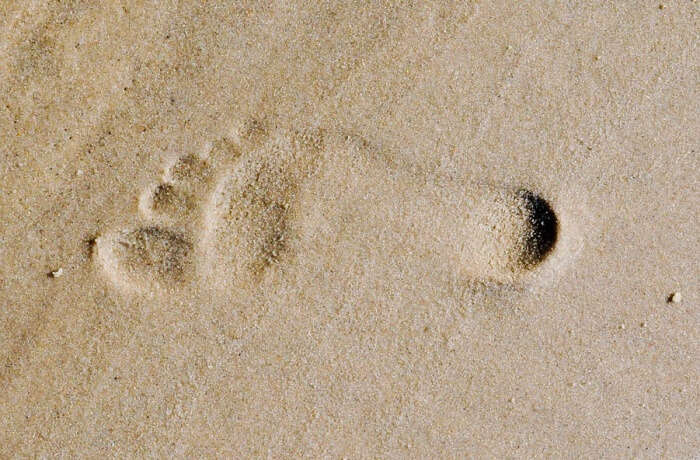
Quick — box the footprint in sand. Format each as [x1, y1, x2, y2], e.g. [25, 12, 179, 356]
[95, 121, 559, 296]
[95, 120, 324, 295]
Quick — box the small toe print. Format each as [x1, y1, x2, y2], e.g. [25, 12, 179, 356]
[148, 183, 198, 218]
[166, 153, 213, 185]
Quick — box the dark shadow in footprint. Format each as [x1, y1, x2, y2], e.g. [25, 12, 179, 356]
[517, 190, 558, 269]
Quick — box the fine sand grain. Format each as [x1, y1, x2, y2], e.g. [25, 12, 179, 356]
[1, 1, 698, 457]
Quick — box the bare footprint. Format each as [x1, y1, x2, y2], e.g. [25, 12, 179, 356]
[95, 122, 561, 297]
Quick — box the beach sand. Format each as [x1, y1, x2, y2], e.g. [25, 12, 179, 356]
[0, 1, 698, 457]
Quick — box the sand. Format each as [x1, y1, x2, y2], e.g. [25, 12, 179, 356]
[1, 1, 698, 457]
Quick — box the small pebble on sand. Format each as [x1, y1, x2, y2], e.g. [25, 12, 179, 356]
[668, 292, 682, 303]
[49, 268, 63, 278]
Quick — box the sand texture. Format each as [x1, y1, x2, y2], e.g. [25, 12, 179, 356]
[0, 1, 698, 458]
